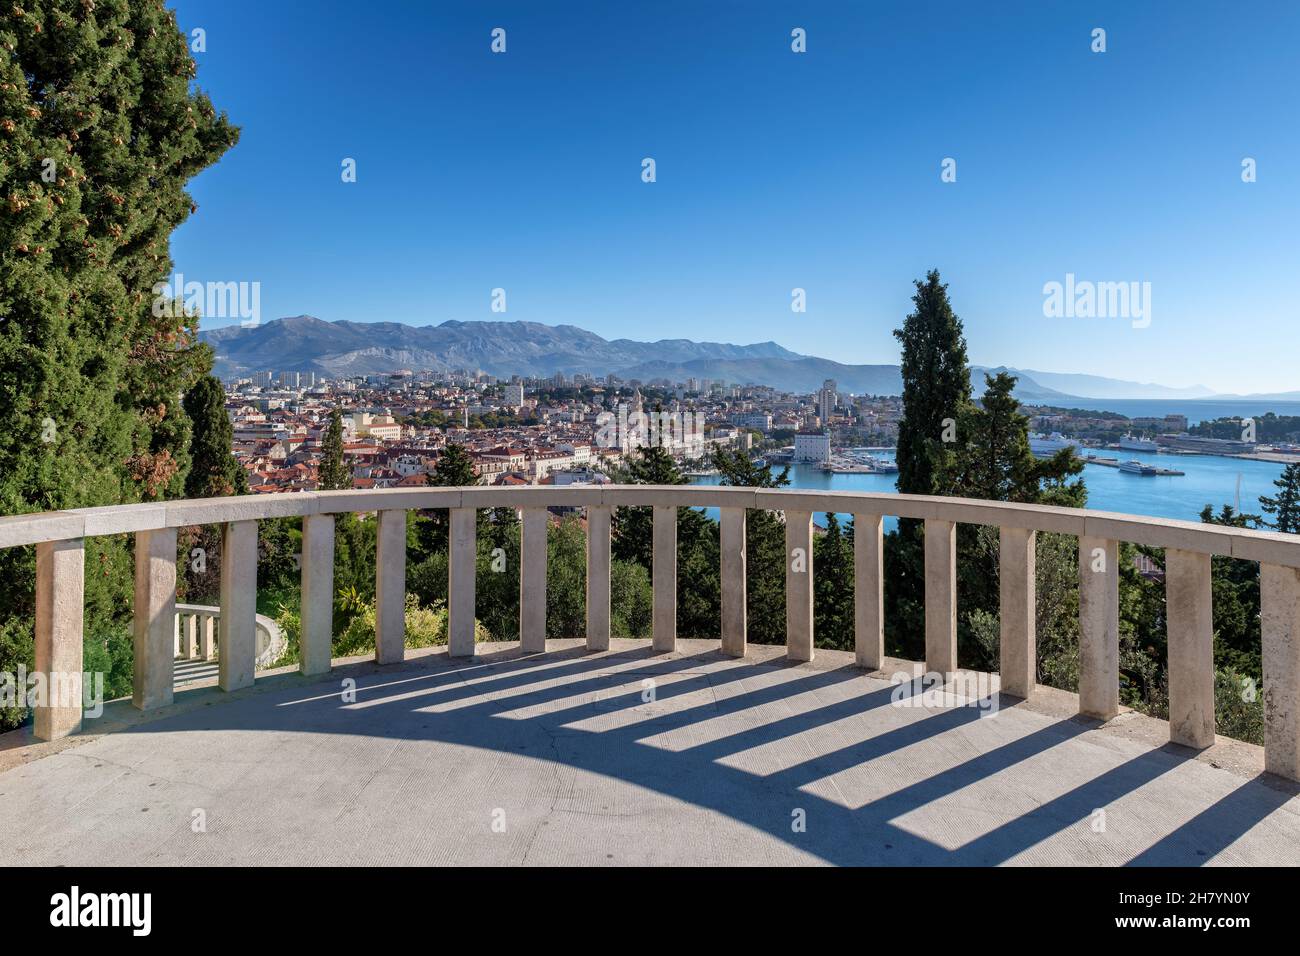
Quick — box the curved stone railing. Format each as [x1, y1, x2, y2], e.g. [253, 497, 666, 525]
[173, 603, 284, 670]
[4, 486, 1299, 780]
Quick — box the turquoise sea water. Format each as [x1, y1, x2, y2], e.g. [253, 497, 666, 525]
[691, 450, 1290, 529]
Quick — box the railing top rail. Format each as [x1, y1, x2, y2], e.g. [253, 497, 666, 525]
[1, 485, 1297, 567]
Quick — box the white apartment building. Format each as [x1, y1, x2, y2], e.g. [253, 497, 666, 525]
[793, 431, 831, 463]
[351, 411, 402, 442]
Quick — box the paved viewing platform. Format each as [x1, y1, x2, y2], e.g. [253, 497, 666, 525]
[3, 484, 1300, 865]
[3, 639, 1298, 866]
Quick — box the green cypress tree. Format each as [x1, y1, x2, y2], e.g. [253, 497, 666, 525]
[0, 1, 237, 729]
[317, 409, 350, 491]
[893, 270, 971, 498]
[886, 270, 971, 660]
[177, 374, 245, 602]
[183, 375, 247, 498]
[1260, 463, 1300, 534]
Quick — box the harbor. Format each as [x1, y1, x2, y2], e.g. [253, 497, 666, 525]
[819, 448, 899, 475]
[1083, 455, 1185, 476]
[690, 446, 1288, 527]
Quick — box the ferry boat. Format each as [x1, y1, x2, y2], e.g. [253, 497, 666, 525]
[1119, 459, 1157, 476]
[1117, 434, 1159, 452]
[1028, 432, 1081, 458]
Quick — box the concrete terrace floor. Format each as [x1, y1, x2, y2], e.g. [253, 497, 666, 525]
[2, 639, 1299, 866]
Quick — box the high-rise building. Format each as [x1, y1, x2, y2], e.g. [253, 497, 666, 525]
[818, 379, 837, 424]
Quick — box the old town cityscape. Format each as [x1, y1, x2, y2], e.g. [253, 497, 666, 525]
[227, 367, 1292, 494]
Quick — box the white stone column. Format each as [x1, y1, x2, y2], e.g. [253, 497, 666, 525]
[449, 507, 477, 657]
[520, 507, 548, 653]
[1166, 548, 1215, 749]
[220, 520, 258, 691]
[200, 613, 215, 660]
[375, 509, 406, 664]
[34, 538, 84, 740]
[652, 505, 676, 652]
[1261, 563, 1300, 781]
[786, 509, 814, 663]
[999, 527, 1036, 698]
[1078, 535, 1119, 720]
[300, 514, 335, 677]
[924, 519, 957, 675]
[185, 613, 199, 659]
[586, 505, 611, 651]
[134, 528, 177, 710]
[720, 506, 747, 657]
[854, 513, 883, 669]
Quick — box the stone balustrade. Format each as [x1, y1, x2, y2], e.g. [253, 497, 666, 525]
[4, 485, 1299, 781]
[173, 603, 284, 671]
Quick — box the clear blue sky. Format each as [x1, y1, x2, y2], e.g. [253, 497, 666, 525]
[169, 0, 1299, 395]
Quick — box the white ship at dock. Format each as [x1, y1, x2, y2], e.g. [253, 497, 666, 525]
[1117, 434, 1159, 452]
[1028, 432, 1082, 458]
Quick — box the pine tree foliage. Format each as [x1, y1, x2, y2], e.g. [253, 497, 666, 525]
[1, 0, 238, 515]
[415, 441, 482, 558]
[611, 444, 719, 638]
[0, 1, 237, 730]
[711, 445, 790, 644]
[1260, 463, 1300, 535]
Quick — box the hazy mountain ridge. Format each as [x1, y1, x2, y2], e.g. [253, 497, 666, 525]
[200, 316, 1230, 401]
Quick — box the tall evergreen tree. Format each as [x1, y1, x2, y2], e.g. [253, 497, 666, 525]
[0, 1, 237, 730]
[949, 372, 1085, 669]
[317, 408, 350, 491]
[1260, 463, 1300, 534]
[893, 270, 971, 498]
[178, 374, 245, 602]
[183, 375, 247, 498]
[886, 270, 971, 659]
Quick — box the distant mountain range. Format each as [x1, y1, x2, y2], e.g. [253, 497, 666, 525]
[200, 316, 1287, 403]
